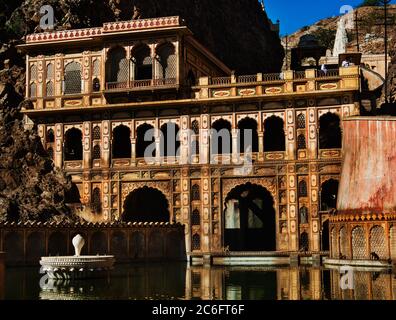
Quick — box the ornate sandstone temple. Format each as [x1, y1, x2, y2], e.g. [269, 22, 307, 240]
[19, 16, 362, 261]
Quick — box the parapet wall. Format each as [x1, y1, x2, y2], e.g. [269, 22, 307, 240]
[0, 221, 186, 266]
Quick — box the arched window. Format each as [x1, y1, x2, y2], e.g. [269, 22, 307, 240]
[91, 187, 101, 214]
[106, 47, 128, 84]
[46, 81, 54, 96]
[30, 83, 37, 97]
[136, 123, 155, 158]
[192, 209, 200, 226]
[191, 184, 200, 201]
[298, 180, 308, 197]
[156, 43, 177, 80]
[160, 122, 180, 157]
[46, 129, 55, 143]
[297, 134, 306, 150]
[93, 145, 101, 160]
[112, 125, 131, 159]
[64, 62, 82, 94]
[264, 116, 285, 152]
[211, 119, 232, 155]
[132, 45, 152, 81]
[93, 126, 101, 140]
[192, 233, 201, 251]
[320, 179, 339, 211]
[299, 206, 309, 224]
[92, 78, 101, 92]
[30, 64, 37, 80]
[92, 59, 100, 77]
[319, 112, 342, 149]
[64, 128, 83, 161]
[238, 117, 259, 153]
[297, 113, 306, 129]
[192, 120, 200, 156]
[46, 63, 54, 80]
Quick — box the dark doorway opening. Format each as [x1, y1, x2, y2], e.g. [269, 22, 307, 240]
[211, 119, 232, 155]
[136, 123, 155, 158]
[321, 179, 339, 211]
[322, 220, 330, 251]
[264, 116, 285, 152]
[64, 128, 83, 161]
[112, 125, 131, 159]
[319, 113, 342, 149]
[122, 187, 170, 222]
[237, 117, 259, 153]
[224, 183, 276, 251]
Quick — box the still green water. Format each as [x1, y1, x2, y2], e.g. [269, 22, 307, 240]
[2, 264, 396, 300]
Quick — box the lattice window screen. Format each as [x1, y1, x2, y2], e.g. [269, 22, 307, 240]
[372, 274, 388, 300]
[352, 227, 367, 259]
[390, 227, 396, 260]
[93, 126, 101, 140]
[64, 62, 82, 94]
[46, 63, 54, 79]
[46, 81, 54, 96]
[340, 227, 349, 258]
[331, 228, 338, 258]
[298, 180, 308, 197]
[370, 226, 387, 259]
[192, 209, 200, 226]
[191, 184, 200, 201]
[30, 64, 37, 80]
[157, 44, 177, 79]
[93, 145, 101, 160]
[93, 59, 100, 77]
[297, 113, 306, 129]
[30, 83, 37, 97]
[117, 58, 129, 82]
[192, 233, 201, 251]
[92, 188, 101, 214]
[353, 272, 370, 300]
[192, 120, 200, 135]
[297, 134, 306, 150]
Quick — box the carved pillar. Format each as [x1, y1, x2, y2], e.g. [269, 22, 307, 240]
[130, 119, 136, 166]
[54, 123, 63, 168]
[286, 109, 296, 160]
[82, 51, 91, 107]
[37, 57, 44, 109]
[307, 107, 318, 159]
[55, 54, 63, 108]
[201, 168, 211, 252]
[310, 165, 320, 251]
[102, 172, 111, 221]
[287, 165, 298, 251]
[200, 114, 210, 165]
[37, 124, 45, 146]
[231, 128, 238, 164]
[150, 43, 157, 83]
[180, 115, 190, 165]
[102, 120, 111, 168]
[311, 268, 322, 300]
[181, 168, 191, 257]
[83, 122, 91, 169]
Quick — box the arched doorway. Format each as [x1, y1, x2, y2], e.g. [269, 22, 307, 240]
[224, 183, 276, 251]
[64, 128, 83, 161]
[122, 187, 170, 222]
[319, 112, 342, 149]
[321, 220, 330, 251]
[211, 119, 232, 155]
[112, 125, 131, 159]
[264, 116, 285, 152]
[237, 117, 259, 153]
[321, 179, 339, 211]
[136, 123, 155, 158]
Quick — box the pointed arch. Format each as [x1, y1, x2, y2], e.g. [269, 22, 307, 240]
[264, 116, 285, 151]
[319, 112, 342, 149]
[64, 61, 82, 94]
[112, 125, 131, 159]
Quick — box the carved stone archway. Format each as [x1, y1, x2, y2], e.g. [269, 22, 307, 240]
[121, 181, 172, 207]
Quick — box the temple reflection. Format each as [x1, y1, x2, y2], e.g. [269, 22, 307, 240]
[2, 264, 396, 300]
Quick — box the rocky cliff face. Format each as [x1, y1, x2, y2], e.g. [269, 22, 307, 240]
[2, 0, 283, 74]
[0, 65, 76, 223]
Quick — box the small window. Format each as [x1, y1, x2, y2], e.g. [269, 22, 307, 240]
[92, 187, 101, 214]
[46, 81, 54, 96]
[191, 184, 200, 201]
[298, 180, 308, 197]
[30, 64, 37, 80]
[297, 134, 306, 150]
[30, 83, 37, 98]
[93, 126, 101, 140]
[93, 145, 101, 160]
[47, 147, 54, 159]
[192, 233, 201, 251]
[93, 78, 101, 92]
[297, 113, 306, 129]
[46, 129, 55, 143]
[46, 63, 54, 80]
[192, 209, 200, 226]
[192, 120, 200, 135]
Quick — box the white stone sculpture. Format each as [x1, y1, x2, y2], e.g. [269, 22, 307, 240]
[333, 16, 349, 57]
[72, 234, 85, 257]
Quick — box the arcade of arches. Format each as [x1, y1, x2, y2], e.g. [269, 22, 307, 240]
[39, 109, 347, 255]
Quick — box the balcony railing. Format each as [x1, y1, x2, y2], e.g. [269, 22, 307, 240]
[237, 75, 258, 83]
[105, 78, 177, 91]
[211, 77, 232, 85]
[316, 69, 340, 78]
[262, 73, 284, 82]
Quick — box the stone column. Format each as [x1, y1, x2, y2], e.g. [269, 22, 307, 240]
[201, 168, 211, 252]
[83, 122, 91, 169]
[54, 123, 64, 168]
[286, 109, 296, 160]
[310, 166, 320, 252]
[181, 168, 191, 258]
[102, 120, 111, 168]
[307, 107, 318, 159]
[180, 116, 190, 165]
[130, 119, 136, 166]
[200, 114, 210, 165]
[287, 165, 298, 251]
[232, 128, 238, 164]
[55, 54, 63, 108]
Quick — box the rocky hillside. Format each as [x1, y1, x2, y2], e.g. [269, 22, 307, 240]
[283, 5, 396, 109]
[0, 66, 77, 223]
[1, 0, 284, 74]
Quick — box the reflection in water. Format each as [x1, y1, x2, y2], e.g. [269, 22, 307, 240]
[2, 264, 396, 300]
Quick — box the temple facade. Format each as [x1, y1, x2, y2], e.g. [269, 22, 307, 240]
[20, 16, 361, 259]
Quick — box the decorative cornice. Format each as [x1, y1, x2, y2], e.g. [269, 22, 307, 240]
[329, 211, 396, 223]
[26, 16, 180, 44]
